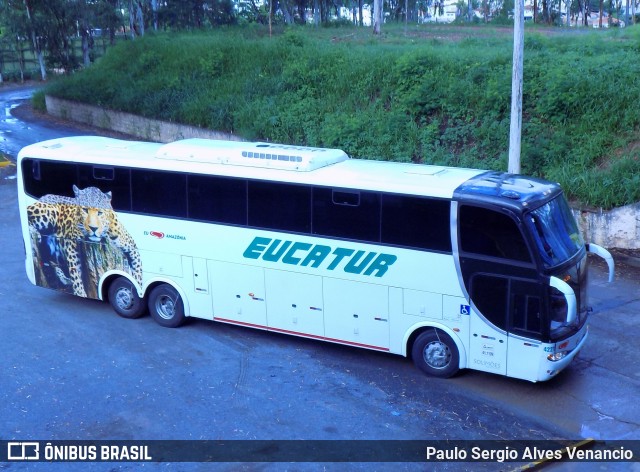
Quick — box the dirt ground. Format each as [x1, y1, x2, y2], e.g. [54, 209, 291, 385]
[606, 248, 640, 280]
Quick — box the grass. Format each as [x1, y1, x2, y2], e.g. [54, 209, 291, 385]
[43, 23, 640, 209]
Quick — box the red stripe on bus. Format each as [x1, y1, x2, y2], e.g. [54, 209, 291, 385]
[213, 317, 390, 352]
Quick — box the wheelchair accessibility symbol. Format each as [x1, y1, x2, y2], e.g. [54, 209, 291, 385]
[460, 305, 470, 315]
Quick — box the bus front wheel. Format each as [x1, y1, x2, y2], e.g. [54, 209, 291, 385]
[148, 284, 185, 328]
[108, 277, 146, 319]
[412, 330, 460, 378]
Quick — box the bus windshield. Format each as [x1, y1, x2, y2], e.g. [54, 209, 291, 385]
[527, 196, 584, 268]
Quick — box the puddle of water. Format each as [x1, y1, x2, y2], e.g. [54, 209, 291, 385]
[4, 102, 21, 124]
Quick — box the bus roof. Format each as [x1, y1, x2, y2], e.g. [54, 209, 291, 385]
[156, 139, 350, 171]
[19, 136, 488, 199]
[455, 171, 562, 211]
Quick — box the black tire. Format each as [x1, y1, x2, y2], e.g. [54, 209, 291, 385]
[411, 329, 460, 378]
[148, 284, 185, 328]
[108, 277, 146, 319]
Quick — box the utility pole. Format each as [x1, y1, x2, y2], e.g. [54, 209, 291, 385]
[508, 0, 524, 174]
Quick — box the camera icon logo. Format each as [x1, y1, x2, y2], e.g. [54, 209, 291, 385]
[7, 442, 40, 461]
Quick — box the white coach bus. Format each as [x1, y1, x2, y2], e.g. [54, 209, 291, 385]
[17, 137, 614, 382]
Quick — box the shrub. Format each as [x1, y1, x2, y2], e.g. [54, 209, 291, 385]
[43, 25, 640, 208]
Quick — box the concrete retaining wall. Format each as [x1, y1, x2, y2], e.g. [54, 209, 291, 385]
[44, 95, 640, 250]
[45, 95, 241, 143]
[574, 204, 640, 250]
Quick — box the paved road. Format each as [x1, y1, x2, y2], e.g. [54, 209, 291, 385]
[0, 175, 561, 472]
[0, 86, 638, 471]
[0, 86, 90, 160]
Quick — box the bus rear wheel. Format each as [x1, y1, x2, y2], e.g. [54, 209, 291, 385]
[148, 284, 185, 328]
[108, 277, 146, 319]
[412, 329, 459, 378]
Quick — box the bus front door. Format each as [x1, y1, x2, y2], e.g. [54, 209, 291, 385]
[468, 274, 544, 379]
[506, 279, 545, 380]
[458, 204, 543, 379]
[468, 273, 509, 376]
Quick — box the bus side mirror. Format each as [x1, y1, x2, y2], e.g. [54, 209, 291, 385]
[587, 243, 615, 283]
[549, 276, 577, 325]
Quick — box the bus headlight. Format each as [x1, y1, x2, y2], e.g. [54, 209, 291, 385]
[547, 351, 567, 362]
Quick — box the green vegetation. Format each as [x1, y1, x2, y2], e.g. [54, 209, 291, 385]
[44, 24, 640, 209]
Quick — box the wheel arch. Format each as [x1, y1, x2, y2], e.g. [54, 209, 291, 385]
[99, 270, 143, 302]
[144, 277, 190, 318]
[404, 322, 467, 370]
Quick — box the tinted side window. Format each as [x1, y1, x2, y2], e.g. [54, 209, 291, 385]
[512, 294, 542, 336]
[188, 175, 247, 225]
[248, 181, 311, 233]
[470, 274, 508, 330]
[22, 159, 77, 198]
[131, 170, 187, 217]
[313, 188, 380, 242]
[459, 206, 531, 262]
[382, 195, 451, 252]
[77, 165, 131, 211]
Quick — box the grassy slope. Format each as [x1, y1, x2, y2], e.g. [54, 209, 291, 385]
[43, 24, 640, 209]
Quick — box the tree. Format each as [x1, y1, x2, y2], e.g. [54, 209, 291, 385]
[75, 0, 94, 67]
[129, 0, 144, 37]
[456, 0, 479, 21]
[0, 0, 48, 80]
[156, 0, 235, 29]
[599, 0, 605, 27]
[280, 0, 295, 23]
[208, 0, 236, 25]
[24, 0, 46, 79]
[40, 0, 80, 72]
[151, 0, 158, 30]
[373, 0, 383, 33]
[92, 0, 124, 46]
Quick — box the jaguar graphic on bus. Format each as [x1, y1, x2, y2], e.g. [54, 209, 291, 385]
[17, 137, 615, 382]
